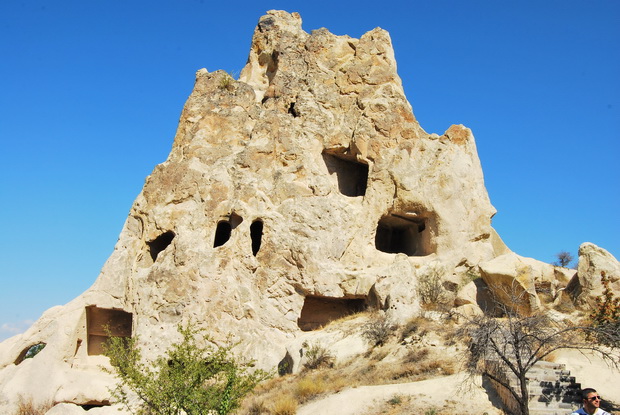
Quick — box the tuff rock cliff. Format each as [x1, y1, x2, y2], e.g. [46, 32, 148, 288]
[1, 10, 617, 414]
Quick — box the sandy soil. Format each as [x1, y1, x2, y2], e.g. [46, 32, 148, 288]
[296, 349, 620, 414]
[297, 373, 505, 415]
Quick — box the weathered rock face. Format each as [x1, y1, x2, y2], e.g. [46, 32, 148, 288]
[566, 242, 620, 306]
[476, 253, 576, 316]
[0, 10, 532, 413]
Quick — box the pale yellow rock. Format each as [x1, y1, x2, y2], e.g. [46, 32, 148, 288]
[45, 404, 87, 415]
[452, 303, 485, 323]
[566, 242, 620, 306]
[0, 10, 600, 413]
[455, 280, 479, 307]
[479, 253, 542, 315]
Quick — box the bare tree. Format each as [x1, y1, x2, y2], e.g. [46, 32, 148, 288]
[456, 288, 620, 415]
[554, 251, 574, 268]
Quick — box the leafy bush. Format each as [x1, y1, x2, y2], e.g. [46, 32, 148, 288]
[103, 323, 270, 415]
[388, 394, 403, 405]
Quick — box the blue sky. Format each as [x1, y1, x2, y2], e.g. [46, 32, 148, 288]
[1, 0, 618, 341]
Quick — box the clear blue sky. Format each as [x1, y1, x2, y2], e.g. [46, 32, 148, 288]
[1, 1, 618, 341]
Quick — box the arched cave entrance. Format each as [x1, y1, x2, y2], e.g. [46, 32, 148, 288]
[322, 151, 368, 197]
[297, 295, 371, 331]
[250, 220, 263, 256]
[375, 213, 433, 256]
[86, 306, 133, 356]
[213, 221, 231, 248]
[213, 213, 243, 248]
[147, 230, 175, 262]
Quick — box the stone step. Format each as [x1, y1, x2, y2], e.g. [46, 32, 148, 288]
[484, 358, 581, 415]
[529, 384, 580, 393]
[528, 399, 579, 409]
[530, 366, 569, 372]
[530, 395, 579, 404]
[528, 369, 571, 377]
[531, 381, 579, 387]
[532, 361, 566, 370]
[529, 374, 573, 381]
[530, 397, 579, 405]
[529, 376, 573, 383]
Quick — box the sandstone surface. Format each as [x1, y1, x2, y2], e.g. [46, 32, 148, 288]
[566, 242, 620, 306]
[0, 10, 616, 414]
[476, 253, 566, 315]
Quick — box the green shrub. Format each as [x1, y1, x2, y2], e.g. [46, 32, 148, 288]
[388, 394, 403, 405]
[103, 323, 270, 415]
[218, 71, 237, 91]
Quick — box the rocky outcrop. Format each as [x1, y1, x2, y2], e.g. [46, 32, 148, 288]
[566, 242, 620, 306]
[453, 252, 578, 317]
[0, 10, 612, 414]
[477, 253, 543, 315]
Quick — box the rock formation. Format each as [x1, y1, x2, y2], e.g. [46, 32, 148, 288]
[0, 10, 616, 414]
[567, 242, 620, 305]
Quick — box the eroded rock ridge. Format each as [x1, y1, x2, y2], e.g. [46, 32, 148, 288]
[1, 10, 617, 414]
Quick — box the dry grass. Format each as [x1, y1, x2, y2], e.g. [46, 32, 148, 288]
[388, 358, 455, 381]
[302, 342, 334, 370]
[362, 313, 395, 346]
[365, 346, 389, 361]
[400, 316, 431, 341]
[15, 396, 52, 415]
[403, 346, 430, 363]
[271, 395, 298, 415]
[239, 315, 462, 415]
[245, 398, 270, 415]
[240, 370, 339, 414]
[294, 375, 327, 402]
[367, 398, 499, 415]
[542, 351, 559, 363]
